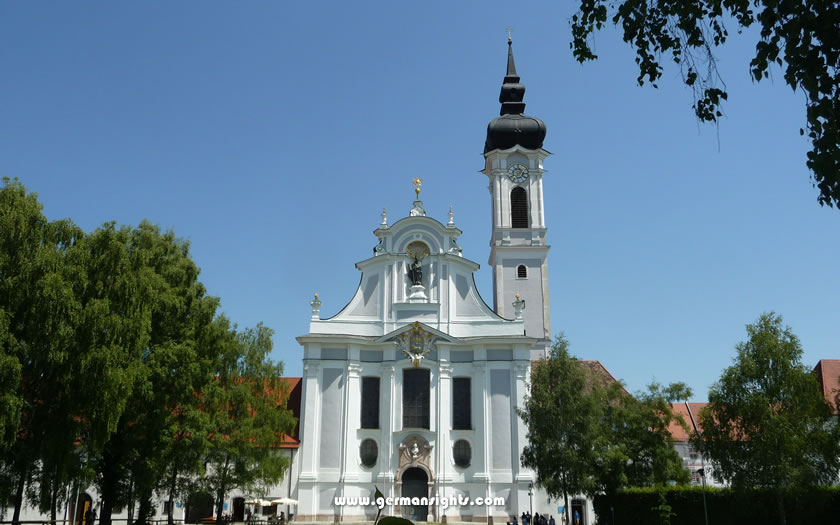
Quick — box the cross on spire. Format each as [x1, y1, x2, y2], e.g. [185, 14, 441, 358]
[505, 26, 513, 42]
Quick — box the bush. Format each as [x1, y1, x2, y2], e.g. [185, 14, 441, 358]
[592, 485, 840, 525]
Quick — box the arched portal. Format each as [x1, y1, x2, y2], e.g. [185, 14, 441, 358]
[74, 493, 93, 525]
[185, 491, 214, 523]
[401, 467, 429, 521]
[232, 497, 245, 521]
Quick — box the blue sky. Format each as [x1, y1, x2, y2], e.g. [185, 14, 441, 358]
[2, 2, 837, 399]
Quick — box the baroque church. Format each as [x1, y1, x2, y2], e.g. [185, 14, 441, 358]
[290, 38, 587, 523]
[4, 39, 594, 525]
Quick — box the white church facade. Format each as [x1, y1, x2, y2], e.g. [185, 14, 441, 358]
[291, 39, 587, 523]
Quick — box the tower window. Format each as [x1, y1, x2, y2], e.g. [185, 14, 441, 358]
[361, 377, 380, 429]
[403, 368, 430, 429]
[511, 187, 529, 228]
[453, 377, 471, 430]
[517, 265, 527, 279]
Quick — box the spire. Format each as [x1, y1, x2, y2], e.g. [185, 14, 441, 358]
[506, 37, 518, 78]
[484, 38, 546, 153]
[499, 39, 526, 115]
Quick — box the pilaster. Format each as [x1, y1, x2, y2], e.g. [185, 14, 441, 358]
[341, 362, 363, 482]
[299, 360, 321, 482]
[472, 361, 489, 482]
[512, 362, 531, 482]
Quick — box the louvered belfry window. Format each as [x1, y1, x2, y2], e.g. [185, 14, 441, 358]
[361, 377, 380, 429]
[511, 187, 529, 228]
[403, 368, 430, 429]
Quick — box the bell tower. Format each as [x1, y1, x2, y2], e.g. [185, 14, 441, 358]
[482, 38, 551, 357]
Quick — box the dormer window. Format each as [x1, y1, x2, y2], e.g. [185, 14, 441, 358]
[517, 265, 527, 279]
[511, 187, 528, 228]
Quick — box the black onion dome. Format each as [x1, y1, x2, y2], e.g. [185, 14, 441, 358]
[484, 39, 546, 153]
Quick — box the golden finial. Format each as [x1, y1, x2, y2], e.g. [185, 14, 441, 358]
[515, 293, 520, 299]
[314, 293, 319, 299]
[413, 177, 423, 198]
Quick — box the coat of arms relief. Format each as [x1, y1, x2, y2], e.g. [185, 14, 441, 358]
[395, 321, 436, 368]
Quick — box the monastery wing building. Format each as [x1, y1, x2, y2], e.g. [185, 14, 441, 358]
[293, 38, 571, 522]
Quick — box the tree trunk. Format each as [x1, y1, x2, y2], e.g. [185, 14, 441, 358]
[167, 466, 178, 525]
[98, 451, 117, 525]
[127, 477, 134, 524]
[50, 474, 58, 525]
[12, 469, 26, 525]
[563, 492, 570, 525]
[100, 499, 113, 525]
[776, 491, 787, 525]
[215, 458, 230, 524]
[215, 488, 225, 524]
[136, 497, 152, 525]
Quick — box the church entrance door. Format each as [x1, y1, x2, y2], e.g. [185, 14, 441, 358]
[401, 467, 429, 521]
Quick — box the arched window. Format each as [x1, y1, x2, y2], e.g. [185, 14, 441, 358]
[511, 187, 529, 228]
[452, 377, 471, 430]
[517, 265, 527, 279]
[403, 369, 430, 429]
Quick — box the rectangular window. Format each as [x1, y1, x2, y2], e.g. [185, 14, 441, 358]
[403, 369, 430, 429]
[453, 377, 471, 430]
[361, 376, 380, 429]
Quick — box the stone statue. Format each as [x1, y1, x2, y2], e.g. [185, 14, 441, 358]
[408, 256, 423, 286]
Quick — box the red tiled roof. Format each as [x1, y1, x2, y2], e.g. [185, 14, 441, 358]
[579, 360, 631, 395]
[813, 360, 840, 413]
[277, 377, 302, 448]
[668, 402, 708, 442]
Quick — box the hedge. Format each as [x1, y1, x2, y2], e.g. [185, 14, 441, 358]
[592, 485, 840, 525]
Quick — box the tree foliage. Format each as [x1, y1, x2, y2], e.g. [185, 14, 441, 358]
[519, 335, 601, 520]
[92, 222, 222, 525]
[695, 312, 840, 524]
[203, 322, 296, 521]
[571, 0, 840, 207]
[0, 178, 296, 524]
[594, 382, 691, 498]
[0, 177, 89, 522]
[519, 335, 690, 522]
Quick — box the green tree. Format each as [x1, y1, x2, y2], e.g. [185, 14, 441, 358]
[519, 335, 601, 523]
[593, 381, 691, 508]
[570, 0, 840, 207]
[203, 322, 296, 522]
[695, 312, 840, 525]
[28, 222, 154, 523]
[519, 335, 690, 524]
[92, 222, 221, 525]
[0, 177, 86, 524]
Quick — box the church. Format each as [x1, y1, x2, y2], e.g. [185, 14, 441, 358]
[290, 38, 587, 523]
[3, 38, 592, 525]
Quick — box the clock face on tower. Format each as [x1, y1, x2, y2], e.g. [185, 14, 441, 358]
[506, 163, 529, 183]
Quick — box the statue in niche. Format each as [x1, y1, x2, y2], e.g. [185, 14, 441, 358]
[407, 256, 423, 286]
